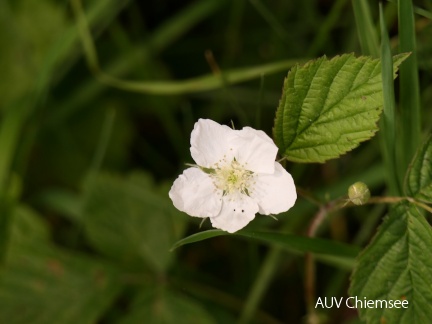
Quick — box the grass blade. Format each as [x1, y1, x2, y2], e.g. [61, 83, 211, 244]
[171, 229, 360, 268]
[352, 0, 379, 56]
[379, 3, 400, 195]
[398, 0, 422, 174]
[307, 0, 349, 56]
[249, 0, 288, 41]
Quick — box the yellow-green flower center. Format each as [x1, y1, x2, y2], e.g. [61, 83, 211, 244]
[211, 160, 254, 195]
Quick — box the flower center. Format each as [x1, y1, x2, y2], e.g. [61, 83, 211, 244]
[211, 159, 254, 196]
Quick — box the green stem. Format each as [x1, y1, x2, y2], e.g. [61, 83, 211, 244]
[88, 109, 116, 177]
[346, 196, 432, 214]
[70, 0, 300, 95]
[276, 156, 287, 163]
[304, 205, 330, 323]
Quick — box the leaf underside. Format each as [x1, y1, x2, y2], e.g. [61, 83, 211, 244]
[274, 53, 409, 163]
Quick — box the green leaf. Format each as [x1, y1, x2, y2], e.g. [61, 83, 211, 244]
[118, 288, 216, 324]
[171, 230, 360, 269]
[82, 172, 187, 273]
[0, 205, 122, 324]
[274, 53, 409, 163]
[350, 202, 432, 323]
[405, 134, 432, 202]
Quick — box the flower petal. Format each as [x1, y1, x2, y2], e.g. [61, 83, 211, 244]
[169, 167, 222, 217]
[210, 193, 258, 233]
[250, 162, 297, 215]
[190, 119, 235, 168]
[231, 127, 278, 174]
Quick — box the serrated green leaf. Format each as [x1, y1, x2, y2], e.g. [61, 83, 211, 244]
[171, 230, 360, 269]
[405, 134, 432, 202]
[0, 205, 122, 324]
[274, 53, 409, 163]
[350, 202, 432, 323]
[118, 288, 216, 324]
[82, 172, 187, 273]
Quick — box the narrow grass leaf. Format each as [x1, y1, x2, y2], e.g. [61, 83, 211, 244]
[398, 0, 422, 176]
[171, 230, 359, 268]
[249, 0, 288, 41]
[379, 3, 400, 195]
[352, 0, 379, 57]
[170, 230, 225, 251]
[307, 0, 348, 57]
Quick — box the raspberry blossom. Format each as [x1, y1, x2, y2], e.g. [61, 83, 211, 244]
[169, 119, 297, 233]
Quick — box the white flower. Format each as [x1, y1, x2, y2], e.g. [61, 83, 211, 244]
[169, 119, 297, 233]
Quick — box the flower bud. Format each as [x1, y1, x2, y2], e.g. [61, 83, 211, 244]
[348, 182, 370, 205]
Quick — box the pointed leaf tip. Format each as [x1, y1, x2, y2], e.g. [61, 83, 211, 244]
[274, 53, 409, 163]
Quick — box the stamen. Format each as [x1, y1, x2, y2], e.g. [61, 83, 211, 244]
[210, 157, 254, 196]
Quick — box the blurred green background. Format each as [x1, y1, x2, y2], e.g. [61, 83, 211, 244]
[0, 0, 431, 323]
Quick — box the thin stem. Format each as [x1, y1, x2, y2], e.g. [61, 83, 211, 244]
[302, 194, 432, 215]
[342, 196, 432, 214]
[406, 198, 432, 214]
[276, 156, 287, 163]
[204, 50, 249, 126]
[255, 74, 265, 129]
[249, 0, 288, 41]
[70, 0, 300, 95]
[304, 204, 333, 324]
[296, 187, 322, 206]
[239, 248, 286, 323]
